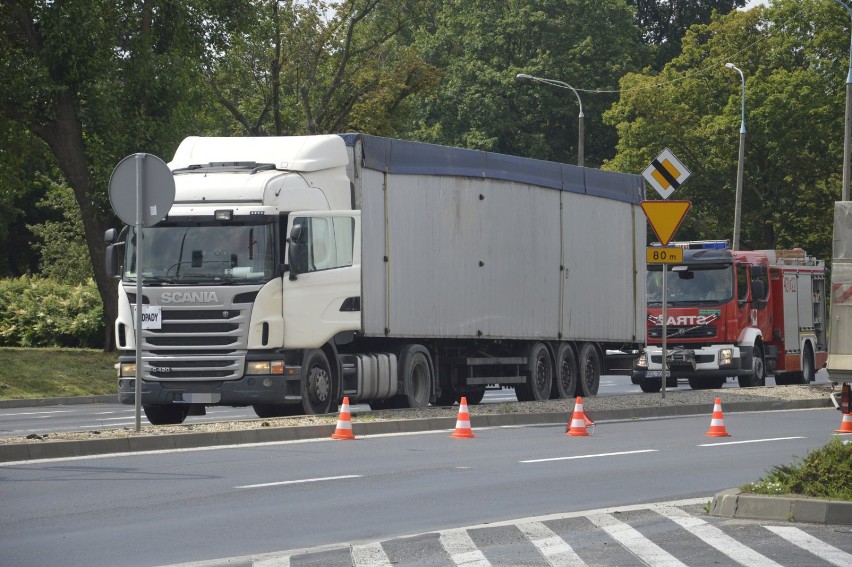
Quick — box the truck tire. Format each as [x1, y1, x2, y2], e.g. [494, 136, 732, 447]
[253, 403, 299, 418]
[462, 387, 486, 405]
[688, 376, 725, 390]
[577, 343, 601, 396]
[516, 342, 553, 401]
[399, 345, 432, 409]
[802, 346, 816, 383]
[738, 345, 766, 388]
[301, 349, 335, 414]
[143, 404, 190, 425]
[551, 343, 578, 399]
[639, 378, 661, 393]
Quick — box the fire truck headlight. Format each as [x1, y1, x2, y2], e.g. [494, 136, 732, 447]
[636, 353, 648, 368]
[719, 349, 734, 367]
[246, 361, 285, 375]
[119, 362, 137, 377]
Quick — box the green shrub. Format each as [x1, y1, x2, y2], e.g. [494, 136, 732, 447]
[742, 437, 852, 501]
[0, 276, 104, 348]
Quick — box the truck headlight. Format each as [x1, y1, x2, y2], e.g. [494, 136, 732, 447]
[119, 362, 137, 377]
[636, 353, 648, 369]
[719, 348, 734, 367]
[246, 360, 285, 375]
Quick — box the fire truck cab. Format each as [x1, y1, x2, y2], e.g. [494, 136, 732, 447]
[633, 241, 827, 392]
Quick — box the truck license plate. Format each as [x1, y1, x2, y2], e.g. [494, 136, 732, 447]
[644, 371, 663, 378]
[178, 393, 220, 403]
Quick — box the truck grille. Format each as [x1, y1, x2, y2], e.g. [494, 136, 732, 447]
[648, 326, 717, 339]
[138, 291, 258, 382]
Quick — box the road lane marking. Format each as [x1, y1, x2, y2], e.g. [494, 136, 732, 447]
[698, 436, 804, 447]
[440, 529, 491, 566]
[0, 410, 70, 417]
[517, 521, 586, 566]
[764, 526, 852, 567]
[653, 505, 782, 566]
[520, 449, 658, 463]
[235, 474, 362, 489]
[587, 513, 686, 567]
[351, 542, 393, 567]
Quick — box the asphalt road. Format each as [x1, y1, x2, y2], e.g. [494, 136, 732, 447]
[0, 406, 844, 567]
[0, 370, 832, 438]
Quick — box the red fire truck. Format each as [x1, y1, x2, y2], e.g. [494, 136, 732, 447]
[633, 241, 827, 392]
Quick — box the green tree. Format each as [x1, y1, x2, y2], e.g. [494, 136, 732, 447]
[0, 1, 249, 349]
[605, 0, 844, 259]
[206, 0, 441, 136]
[407, 0, 645, 167]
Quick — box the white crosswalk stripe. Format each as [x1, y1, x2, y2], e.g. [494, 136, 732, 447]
[653, 504, 783, 566]
[516, 521, 586, 566]
[439, 529, 491, 566]
[351, 542, 394, 567]
[587, 512, 687, 567]
[764, 526, 852, 567]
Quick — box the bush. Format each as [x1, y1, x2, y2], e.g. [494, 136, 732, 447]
[0, 276, 105, 348]
[742, 437, 852, 501]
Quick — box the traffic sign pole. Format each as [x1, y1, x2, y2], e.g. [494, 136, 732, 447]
[135, 154, 144, 433]
[662, 266, 667, 399]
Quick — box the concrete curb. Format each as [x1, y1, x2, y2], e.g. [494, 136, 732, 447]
[0, 397, 833, 463]
[710, 488, 852, 525]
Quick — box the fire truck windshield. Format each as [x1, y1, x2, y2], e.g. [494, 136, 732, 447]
[123, 222, 276, 284]
[647, 265, 733, 305]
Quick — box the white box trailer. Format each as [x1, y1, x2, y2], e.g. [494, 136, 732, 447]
[106, 134, 646, 424]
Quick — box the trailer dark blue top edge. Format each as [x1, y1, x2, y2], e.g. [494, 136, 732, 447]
[339, 133, 644, 204]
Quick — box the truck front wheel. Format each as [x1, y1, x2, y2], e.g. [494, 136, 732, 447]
[738, 345, 766, 388]
[143, 404, 190, 425]
[301, 349, 335, 415]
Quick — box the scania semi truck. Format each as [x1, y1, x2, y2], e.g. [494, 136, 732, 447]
[633, 241, 827, 392]
[105, 134, 646, 424]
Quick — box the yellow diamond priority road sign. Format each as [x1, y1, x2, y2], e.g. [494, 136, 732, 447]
[642, 148, 690, 199]
[641, 200, 691, 246]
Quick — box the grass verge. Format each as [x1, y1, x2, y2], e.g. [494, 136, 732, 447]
[0, 347, 116, 399]
[741, 437, 852, 501]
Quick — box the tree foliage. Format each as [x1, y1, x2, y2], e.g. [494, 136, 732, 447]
[605, 0, 844, 259]
[407, 0, 645, 167]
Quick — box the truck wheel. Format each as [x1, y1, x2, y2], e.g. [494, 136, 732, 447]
[639, 378, 661, 393]
[143, 404, 190, 425]
[577, 343, 600, 396]
[738, 345, 766, 388]
[774, 372, 792, 386]
[688, 376, 725, 390]
[516, 342, 553, 401]
[802, 346, 816, 383]
[462, 387, 486, 405]
[301, 349, 334, 414]
[253, 404, 299, 418]
[399, 345, 432, 409]
[551, 343, 578, 399]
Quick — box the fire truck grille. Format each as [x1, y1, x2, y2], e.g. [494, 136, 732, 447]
[649, 326, 717, 339]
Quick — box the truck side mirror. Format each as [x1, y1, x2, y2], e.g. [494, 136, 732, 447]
[288, 223, 308, 280]
[104, 228, 118, 244]
[751, 279, 765, 302]
[106, 244, 122, 278]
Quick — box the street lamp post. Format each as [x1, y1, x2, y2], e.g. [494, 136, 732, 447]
[726, 63, 746, 250]
[516, 73, 584, 167]
[833, 0, 852, 201]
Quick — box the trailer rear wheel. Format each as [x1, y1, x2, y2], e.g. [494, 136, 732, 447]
[738, 345, 766, 388]
[462, 387, 486, 405]
[551, 343, 578, 399]
[516, 342, 553, 401]
[399, 345, 432, 409]
[301, 349, 334, 415]
[577, 343, 601, 396]
[143, 404, 190, 425]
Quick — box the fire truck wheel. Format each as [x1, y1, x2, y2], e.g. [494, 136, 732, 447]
[577, 343, 601, 396]
[301, 349, 334, 415]
[802, 346, 816, 383]
[738, 345, 766, 388]
[143, 404, 190, 425]
[551, 343, 579, 399]
[517, 342, 553, 401]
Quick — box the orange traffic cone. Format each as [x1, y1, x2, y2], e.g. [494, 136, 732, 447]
[705, 397, 731, 437]
[450, 396, 475, 438]
[566, 397, 590, 437]
[331, 397, 355, 440]
[835, 412, 852, 434]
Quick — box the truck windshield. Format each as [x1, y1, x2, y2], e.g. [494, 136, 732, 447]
[647, 265, 733, 305]
[124, 222, 276, 284]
